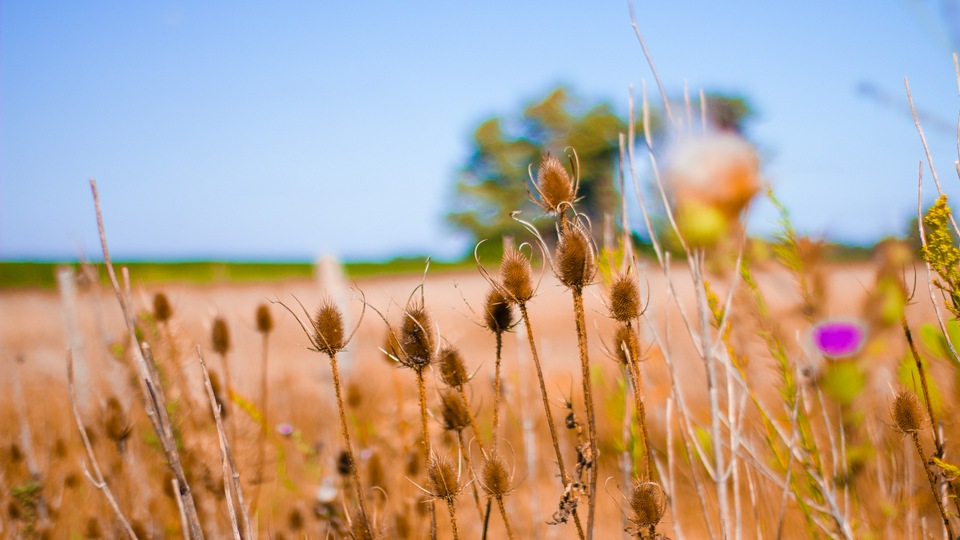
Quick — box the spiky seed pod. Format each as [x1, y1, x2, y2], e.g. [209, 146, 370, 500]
[614, 323, 640, 366]
[480, 452, 511, 497]
[427, 454, 460, 502]
[438, 345, 468, 388]
[893, 390, 924, 433]
[255, 303, 273, 334]
[439, 389, 470, 432]
[555, 227, 596, 291]
[153, 292, 172, 322]
[211, 316, 230, 355]
[500, 248, 534, 304]
[399, 300, 435, 369]
[104, 396, 132, 445]
[336, 449, 353, 477]
[629, 481, 666, 528]
[209, 371, 228, 418]
[483, 288, 514, 334]
[610, 273, 642, 322]
[534, 154, 575, 213]
[313, 300, 346, 356]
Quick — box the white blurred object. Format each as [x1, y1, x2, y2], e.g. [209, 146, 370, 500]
[666, 132, 761, 218]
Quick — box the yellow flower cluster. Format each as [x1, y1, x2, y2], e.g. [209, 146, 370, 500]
[921, 195, 960, 317]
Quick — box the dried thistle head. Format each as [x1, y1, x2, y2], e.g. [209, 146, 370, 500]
[627, 481, 667, 530]
[479, 451, 514, 498]
[211, 316, 230, 355]
[500, 248, 534, 305]
[439, 389, 470, 432]
[555, 226, 596, 291]
[346, 381, 362, 409]
[312, 299, 346, 356]
[892, 390, 924, 433]
[614, 323, 640, 366]
[153, 292, 172, 323]
[336, 449, 353, 477]
[426, 454, 461, 503]
[368, 451, 385, 490]
[437, 344, 468, 388]
[532, 154, 576, 214]
[609, 272, 642, 322]
[255, 303, 273, 334]
[399, 300, 435, 369]
[104, 396, 132, 445]
[209, 371, 228, 418]
[483, 288, 515, 334]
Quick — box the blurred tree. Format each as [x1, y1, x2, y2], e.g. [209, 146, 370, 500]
[447, 86, 638, 251]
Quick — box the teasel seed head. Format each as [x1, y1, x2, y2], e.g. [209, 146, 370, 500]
[153, 292, 172, 323]
[892, 390, 924, 433]
[439, 389, 470, 432]
[480, 452, 511, 498]
[399, 300, 436, 369]
[500, 248, 534, 305]
[336, 449, 353, 477]
[346, 381, 362, 409]
[610, 272, 642, 322]
[483, 288, 515, 334]
[555, 226, 596, 291]
[438, 344, 468, 388]
[312, 299, 346, 356]
[427, 454, 460, 502]
[104, 396, 132, 446]
[211, 316, 230, 355]
[614, 323, 640, 366]
[629, 481, 667, 528]
[209, 371, 228, 418]
[255, 303, 273, 334]
[533, 154, 576, 214]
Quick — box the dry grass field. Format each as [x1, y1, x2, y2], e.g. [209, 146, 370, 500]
[2, 248, 958, 539]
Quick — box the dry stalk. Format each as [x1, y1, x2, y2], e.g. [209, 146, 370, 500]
[197, 346, 253, 540]
[89, 179, 203, 539]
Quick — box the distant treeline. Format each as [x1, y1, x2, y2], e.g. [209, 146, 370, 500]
[0, 258, 478, 289]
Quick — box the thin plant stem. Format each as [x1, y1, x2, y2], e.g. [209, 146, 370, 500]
[417, 367, 438, 540]
[623, 323, 653, 481]
[571, 289, 598, 539]
[496, 496, 515, 540]
[493, 332, 504, 453]
[911, 431, 955, 539]
[518, 303, 585, 539]
[445, 499, 460, 540]
[252, 332, 270, 514]
[330, 353, 371, 534]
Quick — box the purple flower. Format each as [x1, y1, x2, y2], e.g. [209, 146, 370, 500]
[810, 319, 866, 359]
[276, 423, 295, 437]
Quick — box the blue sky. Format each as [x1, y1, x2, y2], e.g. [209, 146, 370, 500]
[2, 2, 959, 261]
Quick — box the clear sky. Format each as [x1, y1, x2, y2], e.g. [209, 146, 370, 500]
[2, 2, 959, 262]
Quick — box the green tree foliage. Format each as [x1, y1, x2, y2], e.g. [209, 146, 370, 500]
[447, 86, 635, 249]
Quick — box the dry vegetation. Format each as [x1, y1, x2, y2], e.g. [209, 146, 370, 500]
[6, 17, 960, 540]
